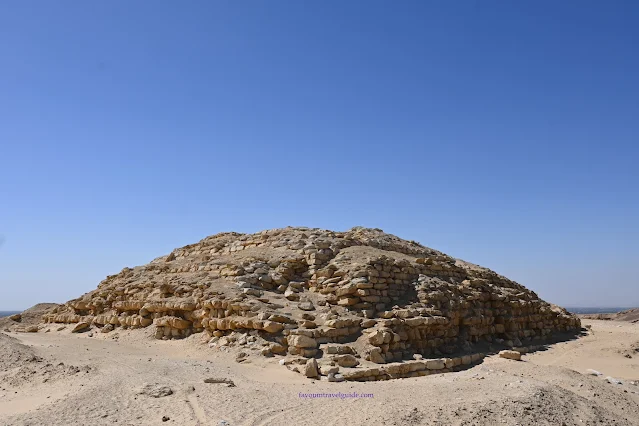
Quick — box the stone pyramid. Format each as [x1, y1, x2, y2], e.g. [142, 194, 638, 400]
[43, 227, 580, 381]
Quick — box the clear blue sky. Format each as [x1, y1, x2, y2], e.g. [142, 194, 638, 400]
[1, 1, 637, 310]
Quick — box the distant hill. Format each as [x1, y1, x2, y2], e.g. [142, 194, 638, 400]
[568, 307, 631, 315]
[580, 308, 639, 323]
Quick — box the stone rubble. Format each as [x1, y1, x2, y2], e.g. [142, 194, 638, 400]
[40, 226, 581, 382]
[499, 350, 522, 361]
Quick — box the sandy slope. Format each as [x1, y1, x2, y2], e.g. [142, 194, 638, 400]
[1, 319, 638, 426]
[581, 309, 639, 323]
[0, 304, 59, 333]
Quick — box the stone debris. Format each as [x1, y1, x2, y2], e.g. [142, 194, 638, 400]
[499, 350, 522, 361]
[101, 324, 114, 333]
[204, 377, 236, 387]
[138, 383, 173, 398]
[327, 372, 345, 382]
[39, 226, 581, 382]
[606, 376, 623, 385]
[304, 358, 319, 378]
[319, 364, 339, 376]
[71, 322, 90, 333]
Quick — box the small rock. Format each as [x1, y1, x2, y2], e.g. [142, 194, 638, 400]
[204, 378, 235, 387]
[327, 373, 344, 382]
[287, 335, 317, 348]
[499, 350, 521, 361]
[262, 321, 285, 333]
[270, 343, 286, 354]
[162, 416, 170, 422]
[138, 383, 173, 398]
[304, 358, 319, 378]
[242, 288, 263, 297]
[298, 301, 315, 311]
[369, 348, 385, 364]
[361, 319, 377, 328]
[319, 364, 339, 376]
[606, 376, 623, 385]
[586, 369, 603, 376]
[101, 324, 115, 333]
[334, 354, 359, 368]
[72, 322, 90, 333]
[284, 288, 299, 301]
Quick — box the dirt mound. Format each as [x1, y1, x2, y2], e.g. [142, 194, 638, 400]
[615, 309, 639, 322]
[0, 333, 39, 371]
[0, 332, 93, 389]
[0, 303, 59, 332]
[39, 226, 581, 381]
[581, 308, 639, 323]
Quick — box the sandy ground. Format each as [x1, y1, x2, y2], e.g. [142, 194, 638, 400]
[1, 320, 638, 426]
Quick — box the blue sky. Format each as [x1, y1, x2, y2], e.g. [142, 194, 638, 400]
[1, 1, 637, 310]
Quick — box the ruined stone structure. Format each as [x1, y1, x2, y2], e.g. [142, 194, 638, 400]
[43, 227, 581, 381]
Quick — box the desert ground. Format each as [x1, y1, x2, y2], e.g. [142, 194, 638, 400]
[1, 319, 638, 426]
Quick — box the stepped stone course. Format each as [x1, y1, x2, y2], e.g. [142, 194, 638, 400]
[42, 227, 581, 381]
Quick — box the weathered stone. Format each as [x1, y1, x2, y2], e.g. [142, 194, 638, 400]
[284, 289, 299, 301]
[261, 321, 284, 333]
[369, 347, 386, 364]
[325, 345, 354, 355]
[138, 383, 173, 398]
[72, 322, 90, 333]
[499, 350, 521, 361]
[304, 358, 319, 378]
[368, 329, 385, 346]
[425, 359, 445, 370]
[101, 324, 115, 333]
[327, 373, 345, 382]
[333, 354, 359, 368]
[319, 364, 339, 376]
[298, 301, 315, 311]
[288, 335, 318, 348]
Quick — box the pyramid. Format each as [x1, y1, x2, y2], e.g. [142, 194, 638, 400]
[43, 227, 580, 380]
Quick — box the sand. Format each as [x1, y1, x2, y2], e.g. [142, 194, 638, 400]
[1, 319, 638, 426]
